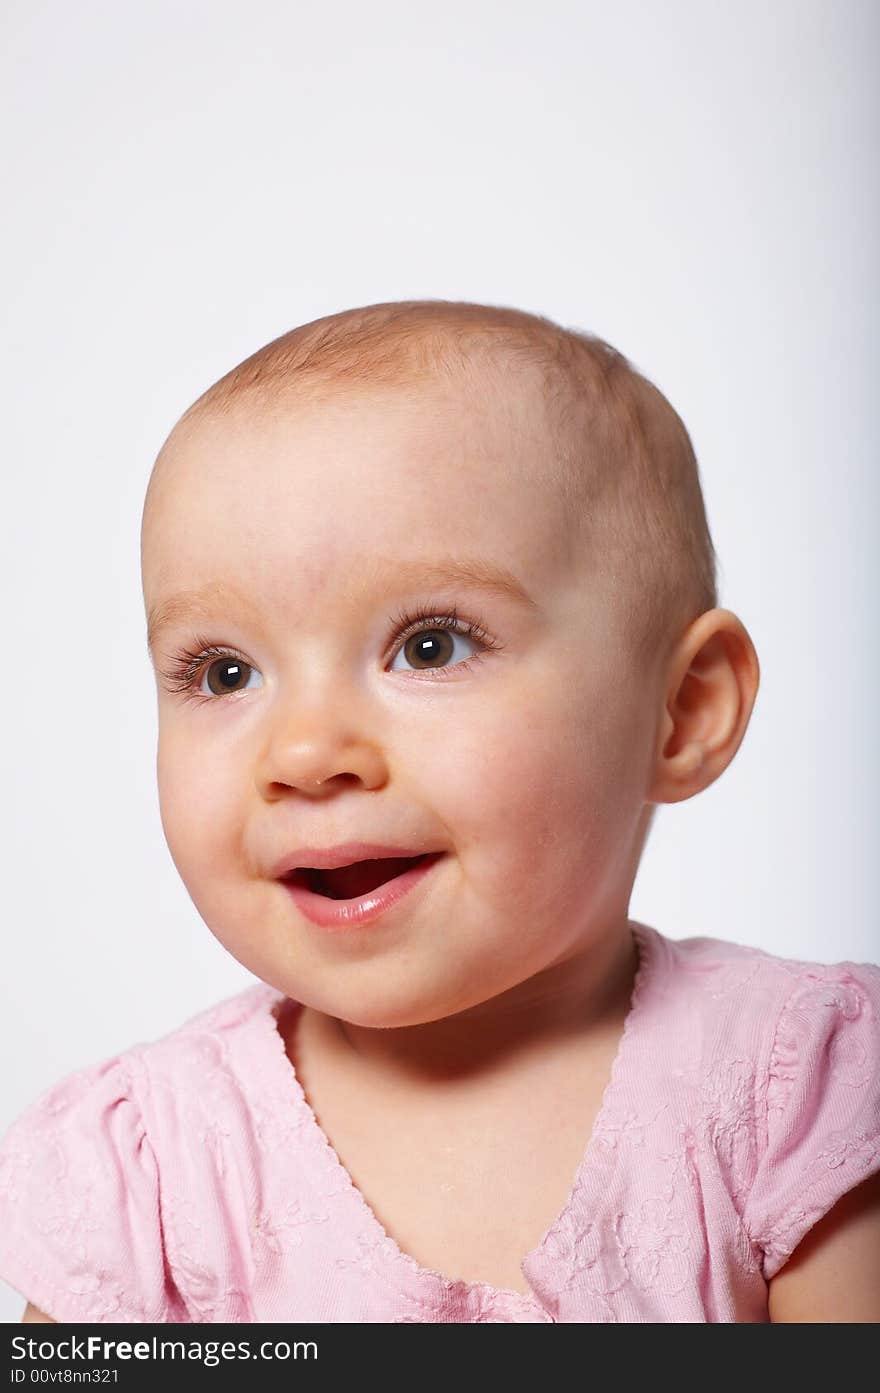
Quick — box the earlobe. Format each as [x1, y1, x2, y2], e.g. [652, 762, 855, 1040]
[652, 736, 710, 805]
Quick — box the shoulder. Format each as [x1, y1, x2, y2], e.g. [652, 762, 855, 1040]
[131, 980, 290, 1139]
[639, 920, 880, 1046]
[0, 1041, 158, 1321]
[133, 978, 284, 1079]
[642, 922, 880, 1162]
[0, 979, 284, 1322]
[636, 924, 880, 1312]
[2, 979, 280, 1145]
[701, 934, 880, 1289]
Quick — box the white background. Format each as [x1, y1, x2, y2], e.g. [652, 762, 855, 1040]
[1, 0, 877, 1323]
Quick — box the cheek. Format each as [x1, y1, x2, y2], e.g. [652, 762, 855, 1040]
[412, 680, 649, 873]
[156, 727, 237, 871]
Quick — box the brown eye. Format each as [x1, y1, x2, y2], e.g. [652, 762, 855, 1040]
[403, 630, 456, 669]
[386, 605, 497, 682]
[391, 627, 483, 674]
[203, 657, 256, 695]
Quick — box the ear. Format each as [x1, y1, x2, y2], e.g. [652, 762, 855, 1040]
[646, 608, 761, 806]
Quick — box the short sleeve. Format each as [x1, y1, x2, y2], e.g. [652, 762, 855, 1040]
[743, 962, 880, 1281]
[0, 1052, 185, 1322]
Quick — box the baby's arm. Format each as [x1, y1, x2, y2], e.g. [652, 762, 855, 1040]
[22, 1303, 56, 1323]
[767, 1164, 880, 1322]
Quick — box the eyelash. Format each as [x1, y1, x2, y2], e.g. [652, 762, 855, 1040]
[157, 602, 502, 704]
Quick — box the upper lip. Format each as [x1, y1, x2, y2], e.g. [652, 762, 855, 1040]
[271, 843, 443, 878]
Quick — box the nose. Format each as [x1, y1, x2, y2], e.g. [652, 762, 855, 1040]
[254, 703, 389, 799]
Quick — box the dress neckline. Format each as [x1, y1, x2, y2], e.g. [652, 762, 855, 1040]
[252, 920, 657, 1315]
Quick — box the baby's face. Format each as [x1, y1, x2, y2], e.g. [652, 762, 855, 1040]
[142, 375, 660, 1027]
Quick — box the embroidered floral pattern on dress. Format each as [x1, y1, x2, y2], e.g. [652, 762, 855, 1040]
[591, 1099, 671, 1151]
[542, 1207, 628, 1296]
[251, 1198, 331, 1256]
[1, 931, 878, 1322]
[0, 1056, 173, 1323]
[686, 952, 764, 1001]
[696, 1057, 759, 1204]
[742, 966, 880, 1281]
[815, 1130, 877, 1171]
[616, 1194, 691, 1295]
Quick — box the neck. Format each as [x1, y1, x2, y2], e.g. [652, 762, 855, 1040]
[317, 919, 639, 1092]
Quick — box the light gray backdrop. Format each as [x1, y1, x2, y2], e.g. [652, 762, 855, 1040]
[2, 0, 877, 1323]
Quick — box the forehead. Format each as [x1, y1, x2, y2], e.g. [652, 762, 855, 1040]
[142, 382, 579, 608]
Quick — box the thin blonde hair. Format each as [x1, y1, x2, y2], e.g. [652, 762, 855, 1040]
[174, 299, 719, 669]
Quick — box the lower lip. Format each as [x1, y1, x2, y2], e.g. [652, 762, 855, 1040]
[279, 853, 445, 930]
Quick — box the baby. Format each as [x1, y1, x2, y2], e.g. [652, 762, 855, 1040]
[1, 300, 878, 1324]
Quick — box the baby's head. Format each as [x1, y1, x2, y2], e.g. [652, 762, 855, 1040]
[140, 300, 759, 1030]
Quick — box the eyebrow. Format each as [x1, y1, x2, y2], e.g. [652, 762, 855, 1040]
[146, 557, 541, 653]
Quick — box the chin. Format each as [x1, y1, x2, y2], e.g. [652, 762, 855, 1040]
[325, 975, 503, 1031]
[327, 996, 448, 1032]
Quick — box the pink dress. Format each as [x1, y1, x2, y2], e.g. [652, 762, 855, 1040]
[1, 921, 878, 1323]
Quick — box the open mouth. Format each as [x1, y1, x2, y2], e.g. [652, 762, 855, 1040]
[284, 854, 437, 901]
